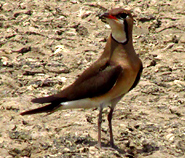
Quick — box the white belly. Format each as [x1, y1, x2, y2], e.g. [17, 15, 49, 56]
[59, 98, 110, 110]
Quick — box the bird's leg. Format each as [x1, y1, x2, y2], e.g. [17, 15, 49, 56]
[108, 107, 115, 148]
[107, 96, 122, 148]
[97, 105, 103, 148]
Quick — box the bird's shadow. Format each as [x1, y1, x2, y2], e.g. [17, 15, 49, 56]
[83, 139, 159, 157]
[54, 135, 159, 157]
[83, 139, 126, 154]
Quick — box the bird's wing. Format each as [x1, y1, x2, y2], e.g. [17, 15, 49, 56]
[31, 63, 122, 104]
[60, 64, 123, 100]
[20, 64, 122, 115]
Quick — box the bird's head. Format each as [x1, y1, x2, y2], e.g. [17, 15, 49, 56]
[100, 8, 133, 44]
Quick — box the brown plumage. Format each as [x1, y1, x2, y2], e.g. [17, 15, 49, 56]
[20, 8, 143, 148]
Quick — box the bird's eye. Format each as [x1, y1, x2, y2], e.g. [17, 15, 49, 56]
[117, 13, 127, 19]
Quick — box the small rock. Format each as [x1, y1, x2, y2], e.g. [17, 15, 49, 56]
[2, 3, 14, 11]
[133, 7, 142, 14]
[65, 28, 77, 36]
[0, 56, 9, 66]
[155, 65, 172, 72]
[9, 131, 31, 141]
[45, 63, 70, 74]
[40, 142, 51, 150]
[89, 146, 98, 154]
[12, 46, 31, 54]
[20, 147, 31, 157]
[81, 13, 91, 19]
[179, 33, 185, 43]
[79, 147, 89, 153]
[8, 148, 21, 157]
[172, 35, 179, 43]
[8, 147, 31, 157]
[176, 140, 185, 152]
[146, 59, 156, 67]
[165, 133, 175, 141]
[70, 0, 78, 4]
[163, 43, 174, 50]
[74, 25, 88, 37]
[169, 108, 182, 117]
[137, 14, 155, 22]
[142, 140, 159, 153]
[173, 80, 185, 87]
[63, 147, 70, 153]
[25, 10, 32, 15]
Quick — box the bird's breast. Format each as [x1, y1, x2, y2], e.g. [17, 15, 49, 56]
[94, 53, 141, 103]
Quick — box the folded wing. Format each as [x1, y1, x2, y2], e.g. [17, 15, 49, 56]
[20, 63, 122, 115]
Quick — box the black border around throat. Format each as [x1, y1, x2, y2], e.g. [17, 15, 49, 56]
[110, 19, 129, 45]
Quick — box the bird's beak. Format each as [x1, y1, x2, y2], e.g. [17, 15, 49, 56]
[99, 13, 118, 23]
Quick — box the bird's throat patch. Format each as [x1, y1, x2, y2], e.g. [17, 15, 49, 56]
[109, 19, 128, 44]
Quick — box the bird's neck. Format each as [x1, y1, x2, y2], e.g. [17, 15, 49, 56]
[102, 34, 135, 59]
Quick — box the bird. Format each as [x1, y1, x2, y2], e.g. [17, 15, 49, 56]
[20, 8, 143, 148]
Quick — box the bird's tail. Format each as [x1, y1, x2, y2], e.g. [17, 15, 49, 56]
[20, 98, 101, 115]
[20, 102, 61, 115]
[20, 95, 64, 115]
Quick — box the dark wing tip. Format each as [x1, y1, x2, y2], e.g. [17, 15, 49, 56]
[20, 109, 39, 115]
[31, 98, 43, 103]
[20, 103, 60, 115]
[31, 95, 58, 104]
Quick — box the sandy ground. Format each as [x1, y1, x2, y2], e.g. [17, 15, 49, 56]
[0, 0, 185, 157]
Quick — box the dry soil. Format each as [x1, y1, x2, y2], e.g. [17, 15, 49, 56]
[0, 0, 185, 158]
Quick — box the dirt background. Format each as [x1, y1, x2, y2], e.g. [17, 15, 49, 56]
[0, 0, 185, 157]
